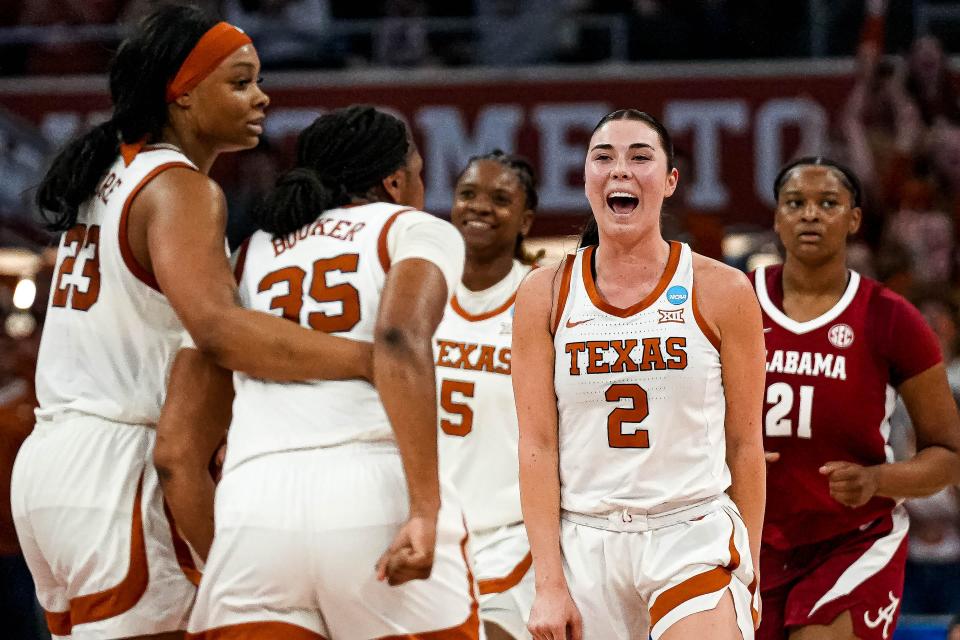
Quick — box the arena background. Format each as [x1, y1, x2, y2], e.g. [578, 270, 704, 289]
[0, 1, 958, 638]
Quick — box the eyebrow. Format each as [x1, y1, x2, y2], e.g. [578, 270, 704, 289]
[589, 142, 655, 152]
[231, 61, 257, 70]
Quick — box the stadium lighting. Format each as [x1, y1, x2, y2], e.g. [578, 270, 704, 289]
[13, 277, 36, 310]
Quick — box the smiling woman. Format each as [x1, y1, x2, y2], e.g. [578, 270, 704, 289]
[434, 150, 539, 640]
[512, 108, 767, 640]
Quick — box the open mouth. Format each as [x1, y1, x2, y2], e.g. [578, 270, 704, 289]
[606, 192, 639, 215]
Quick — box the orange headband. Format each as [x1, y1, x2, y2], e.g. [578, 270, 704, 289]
[165, 22, 252, 103]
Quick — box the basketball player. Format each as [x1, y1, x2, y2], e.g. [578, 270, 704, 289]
[436, 151, 539, 640]
[754, 157, 960, 640]
[512, 109, 766, 640]
[10, 7, 370, 639]
[186, 106, 479, 639]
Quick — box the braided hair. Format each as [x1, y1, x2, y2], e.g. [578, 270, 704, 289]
[255, 106, 411, 236]
[36, 4, 218, 231]
[456, 149, 541, 264]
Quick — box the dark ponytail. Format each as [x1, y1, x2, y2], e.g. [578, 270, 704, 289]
[36, 4, 218, 231]
[255, 105, 411, 237]
[578, 109, 674, 250]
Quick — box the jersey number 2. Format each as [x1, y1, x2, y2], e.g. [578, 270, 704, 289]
[52, 224, 101, 311]
[257, 254, 360, 332]
[440, 379, 474, 436]
[606, 383, 650, 448]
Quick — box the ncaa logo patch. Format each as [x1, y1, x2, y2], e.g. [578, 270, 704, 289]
[665, 285, 688, 306]
[828, 323, 855, 349]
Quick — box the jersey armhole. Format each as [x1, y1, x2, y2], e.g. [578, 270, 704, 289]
[550, 254, 576, 336]
[376, 207, 417, 273]
[233, 237, 251, 285]
[692, 284, 721, 352]
[118, 161, 196, 293]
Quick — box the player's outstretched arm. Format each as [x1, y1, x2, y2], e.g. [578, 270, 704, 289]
[696, 256, 766, 584]
[154, 348, 233, 560]
[513, 265, 583, 640]
[137, 168, 372, 382]
[372, 257, 449, 586]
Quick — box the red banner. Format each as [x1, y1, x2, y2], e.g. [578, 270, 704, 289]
[0, 64, 858, 229]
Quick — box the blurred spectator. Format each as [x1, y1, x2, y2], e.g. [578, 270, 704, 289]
[373, 0, 432, 67]
[18, 0, 124, 74]
[905, 35, 960, 126]
[474, 0, 569, 66]
[889, 293, 960, 616]
[950, 615, 960, 640]
[222, 0, 337, 69]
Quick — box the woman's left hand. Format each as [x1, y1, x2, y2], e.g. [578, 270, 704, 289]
[819, 461, 880, 508]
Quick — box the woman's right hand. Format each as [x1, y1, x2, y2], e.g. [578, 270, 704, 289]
[527, 584, 583, 640]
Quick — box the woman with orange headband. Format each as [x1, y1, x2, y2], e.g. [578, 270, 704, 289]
[10, 6, 370, 640]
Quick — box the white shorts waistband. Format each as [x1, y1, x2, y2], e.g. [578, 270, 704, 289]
[561, 495, 728, 533]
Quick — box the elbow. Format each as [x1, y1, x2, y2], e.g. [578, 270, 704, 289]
[375, 324, 430, 357]
[187, 310, 233, 366]
[153, 442, 185, 488]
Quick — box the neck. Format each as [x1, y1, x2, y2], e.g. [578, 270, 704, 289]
[160, 124, 220, 175]
[461, 246, 516, 292]
[596, 225, 669, 271]
[781, 252, 848, 298]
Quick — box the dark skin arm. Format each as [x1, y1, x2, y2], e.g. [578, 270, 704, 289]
[821, 363, 960, 506]
[372, 258, 449, 586]
[153, 348, 233, 560]
[131, 167, 372, 381]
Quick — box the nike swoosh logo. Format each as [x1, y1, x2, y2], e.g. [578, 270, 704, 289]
[566, 317, 594, 328]
[763, 327, 773, 333]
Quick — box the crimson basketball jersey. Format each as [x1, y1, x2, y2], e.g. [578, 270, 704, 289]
[752, 264, 940, 550]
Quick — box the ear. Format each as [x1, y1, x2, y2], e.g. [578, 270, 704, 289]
[848, 206, 863, 235]
[173, 91, 192, 109]
[519, 208, 535, 238]
[663, 167, 679, 198]
[381, 167, 406, 204]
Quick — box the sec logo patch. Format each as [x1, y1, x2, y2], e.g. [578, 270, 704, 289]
[828, 323, 855, 349]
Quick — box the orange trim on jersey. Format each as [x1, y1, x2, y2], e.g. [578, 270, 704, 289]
[186, 621, 327, 639]
[43, 609, 72, 636]
[44, 475, 150, 635]
[450, 291, 518, 322]
[550, 254, 576, 335]
[375, 529, 480, 640]
[233, 237, 251, 285]
[648, 527, 740, 631]
[376, 207, 416, 273]
[162, 501, 202, 587]
[478, 551, 532, 595]
[118, 161, 196, 293]
[581, 241, 681, 318]
[692, 285, 720, 352]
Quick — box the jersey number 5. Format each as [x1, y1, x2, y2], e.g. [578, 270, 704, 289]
[52, 224, 102, 311]
[257, 254, 361, 332]
[606, 383, 650, 448]
[440, 379, 474, 437]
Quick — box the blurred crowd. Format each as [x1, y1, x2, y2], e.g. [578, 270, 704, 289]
[0, 0, 953, 74]
[0, 0, 959, 635]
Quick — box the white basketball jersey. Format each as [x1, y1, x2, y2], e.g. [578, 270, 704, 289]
[227, 202, 461, 472]
[553, 242, 729, 515]
[35, 147, 196, 426]
[434, 261, 531, 532]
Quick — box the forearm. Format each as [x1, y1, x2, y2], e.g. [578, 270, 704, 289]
[876, 446, 960, 499]
[157, 465, 216, 560]
[374, 336, 440, 516]
[199, 307, 372, 382]
[520, 441, 566, 590]
[726, 441, 766, 569]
